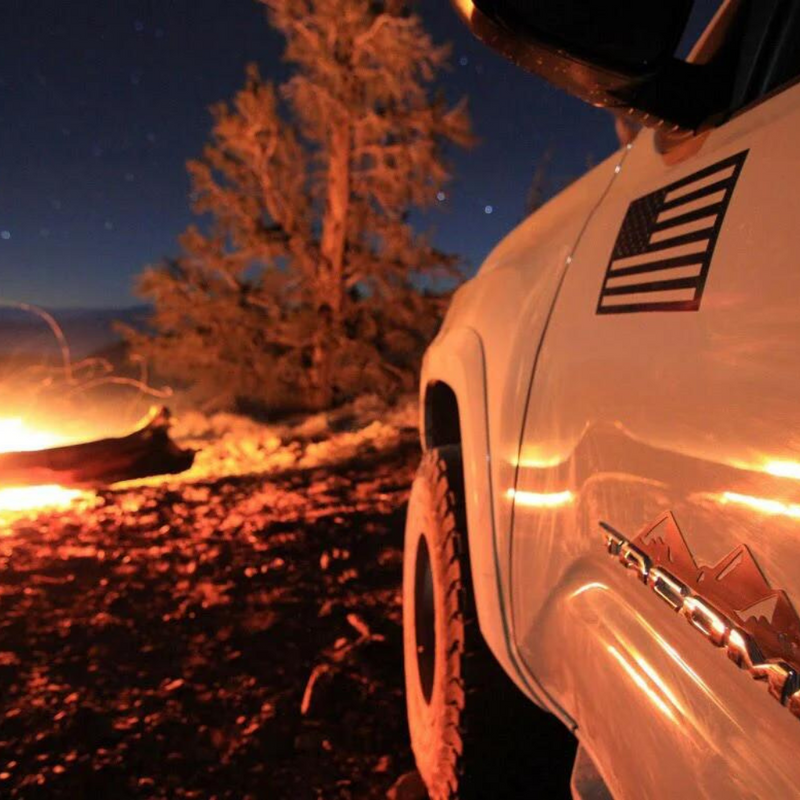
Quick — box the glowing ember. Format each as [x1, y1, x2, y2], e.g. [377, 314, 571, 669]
[0, 417, 65, 453]
[0, 485, 85, 515]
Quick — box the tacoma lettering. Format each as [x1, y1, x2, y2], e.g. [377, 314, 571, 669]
[603, 525, 800, 722]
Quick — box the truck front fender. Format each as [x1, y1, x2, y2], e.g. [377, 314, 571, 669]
[421, 326, 535, 700]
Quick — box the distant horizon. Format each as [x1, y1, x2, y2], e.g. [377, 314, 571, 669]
[0, 303, 151, 313]
[0, 304, 149, 360]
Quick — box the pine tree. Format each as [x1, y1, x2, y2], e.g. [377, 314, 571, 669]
[128, 0, 472, 412]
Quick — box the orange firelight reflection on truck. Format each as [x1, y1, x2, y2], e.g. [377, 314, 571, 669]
[506, 488, 574, 508]
[728, 456, 800, 483]
[717, 491, 800, 520]
[451, 0, 475, 23]
[764, 460, 800, 480]
[607, 645, 677, 724]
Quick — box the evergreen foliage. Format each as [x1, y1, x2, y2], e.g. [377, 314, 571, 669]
[126, 0, 472, 412]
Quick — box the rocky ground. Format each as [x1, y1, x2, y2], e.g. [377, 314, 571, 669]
[0, 399, 575, 798]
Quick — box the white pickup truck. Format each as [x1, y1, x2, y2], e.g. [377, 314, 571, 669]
[402, 1, 800, 797]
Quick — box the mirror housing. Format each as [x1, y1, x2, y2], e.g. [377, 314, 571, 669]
[452, 0, 720, 133]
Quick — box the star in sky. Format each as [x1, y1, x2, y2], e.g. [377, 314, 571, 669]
[9, 0, 720, 308]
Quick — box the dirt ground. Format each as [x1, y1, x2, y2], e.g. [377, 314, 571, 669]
[0, 427, 423, 798]
[0, 404, 577, 799]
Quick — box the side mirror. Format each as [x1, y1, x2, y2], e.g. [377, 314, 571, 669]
[452, 0, 723, 133]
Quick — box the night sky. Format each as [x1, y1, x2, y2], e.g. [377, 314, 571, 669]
[2, 0, 720, 309]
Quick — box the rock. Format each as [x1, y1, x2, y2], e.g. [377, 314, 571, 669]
[387, 770, 427, 800]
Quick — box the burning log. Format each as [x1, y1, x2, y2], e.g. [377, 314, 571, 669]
[0, 407, 194, 488]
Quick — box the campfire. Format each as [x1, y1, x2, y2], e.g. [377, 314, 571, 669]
[0, 408, 194, 517]
[0, 417, 86, 515]
[0, 484, 87, 516]
[0, 417, 68, 452]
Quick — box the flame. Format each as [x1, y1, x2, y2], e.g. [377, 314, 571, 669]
[0, 417, 65, 453]
[0, 485, 85, 515]
[0, 418, 87, 516]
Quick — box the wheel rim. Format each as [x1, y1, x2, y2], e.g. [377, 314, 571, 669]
[414, 534, 436, 704]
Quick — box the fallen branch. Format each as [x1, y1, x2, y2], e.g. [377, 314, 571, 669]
[0, 301, 173, 412]
[0, 407, 194, 488]
[300, 663, 331, 716]
[300, 613, 386, 716]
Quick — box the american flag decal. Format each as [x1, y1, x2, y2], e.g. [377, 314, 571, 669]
[597, 150, 748, 314]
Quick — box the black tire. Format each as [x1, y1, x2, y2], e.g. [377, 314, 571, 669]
[403, 445, 576, 799]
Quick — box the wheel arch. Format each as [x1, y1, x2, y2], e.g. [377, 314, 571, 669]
[424, 381, 461, 450]
[420, 326, 525, 694]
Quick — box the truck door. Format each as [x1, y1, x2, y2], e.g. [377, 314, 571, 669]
[510, 10, 800, 799]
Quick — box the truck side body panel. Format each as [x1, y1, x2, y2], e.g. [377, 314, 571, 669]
[420, 149, 627, 707]
[511, 82, 800, 797]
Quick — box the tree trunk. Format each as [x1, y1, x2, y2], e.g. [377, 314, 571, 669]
[309, 309, 334, 410]
[320, 122, 351, 320]
[314, 120, 351, 408]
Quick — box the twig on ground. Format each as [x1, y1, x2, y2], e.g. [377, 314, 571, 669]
[300, 663, 332, 716]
